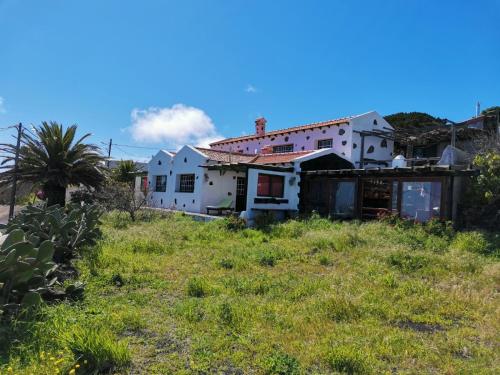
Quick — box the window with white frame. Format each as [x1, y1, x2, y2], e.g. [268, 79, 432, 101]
[317, 138, 333, 149]
[178, 174, 195, 192]
[155, 175, 167, 192]
[272, 144, 294, 153]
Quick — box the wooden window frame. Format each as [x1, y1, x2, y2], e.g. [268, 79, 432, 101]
[155, 175, 167, 192]
[317, 138, 333, 149]
[257, 173, 285, 198]
[272, 144, 294, 153]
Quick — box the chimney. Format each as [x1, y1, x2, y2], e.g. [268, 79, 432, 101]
[476, 101, 481, 117]
[255, 117, 267, 136]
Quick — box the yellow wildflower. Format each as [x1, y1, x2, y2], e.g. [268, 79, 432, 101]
[75, 364, 80, 369]
[69, 369, 76, 375]
[54, 358, 64, 365]
[50, 357, 56, 361]
[7, 367, 13, 373]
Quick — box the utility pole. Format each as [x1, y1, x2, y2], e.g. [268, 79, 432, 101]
[107, 138, 112, 167]
[9, 123, 22, 220]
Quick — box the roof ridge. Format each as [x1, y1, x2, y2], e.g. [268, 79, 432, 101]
[210, 115, 356, 145]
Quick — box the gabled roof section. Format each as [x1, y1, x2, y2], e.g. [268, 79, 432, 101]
[249, 150, 316, 165]
[195, 147, 256, 163]
[210, 115, 356, 146]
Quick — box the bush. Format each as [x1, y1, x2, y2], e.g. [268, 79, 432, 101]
[450, 231, 491, 255]
[219, 258, 234, 269]
[68, 327, 130, 373]
[187, 277, 208, 298]
[326, 346, 370, 374]
[223, 215, 246, 231]
[263, 351, 300, 375]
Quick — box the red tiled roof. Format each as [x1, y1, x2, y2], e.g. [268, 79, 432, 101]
[249, 150, 315, 165]
[195, 147, 256, 163]
[210, 116, 354, 146]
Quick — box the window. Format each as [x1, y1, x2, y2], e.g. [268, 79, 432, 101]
[272, 144, 293, 153]
[257, 174, 284, 197]
[317, 138, 333, 149]
[178, 174, 195, 192]
[331, 181, 356, 219]
[155, 175, 166, 192]
[401, 181, 441, 222]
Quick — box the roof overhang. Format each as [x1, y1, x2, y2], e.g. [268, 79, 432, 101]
[301, 165, 479, 177]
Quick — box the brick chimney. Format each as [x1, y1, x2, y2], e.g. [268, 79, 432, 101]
[255, 117, 266, 136]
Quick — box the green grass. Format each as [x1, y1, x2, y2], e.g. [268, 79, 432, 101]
[1, 212, 499, 374]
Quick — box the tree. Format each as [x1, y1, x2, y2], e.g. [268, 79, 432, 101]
[98, 181, 148, 221]
[384, 112, 447, 130]
[112, 160, 139, 184]
[0, 122, 107, 207]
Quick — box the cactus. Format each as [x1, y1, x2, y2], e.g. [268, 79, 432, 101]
[1, 203, 103, 263]
[0, 229, 57, 315]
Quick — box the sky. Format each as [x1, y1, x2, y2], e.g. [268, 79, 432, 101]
[1, 0, 499, 161]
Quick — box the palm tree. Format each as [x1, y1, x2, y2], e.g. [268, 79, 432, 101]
[112, 160, 139, 185]
[0, 122, 107, 206]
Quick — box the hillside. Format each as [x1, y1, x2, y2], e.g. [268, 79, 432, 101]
[2, 213, 499, 374]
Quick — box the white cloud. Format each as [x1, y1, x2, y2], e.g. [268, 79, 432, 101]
[245, 84, 258, 93]
[129, 104, 223, 149]
[0, 97, 5, 113]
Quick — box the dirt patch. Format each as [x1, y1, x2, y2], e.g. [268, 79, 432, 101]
[396, 320, 445, 333]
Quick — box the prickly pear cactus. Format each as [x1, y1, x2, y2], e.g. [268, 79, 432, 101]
[0, 229, 57, 315]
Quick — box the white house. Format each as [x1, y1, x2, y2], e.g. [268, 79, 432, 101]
[209, 111, 394, 168]
[147, 145, 356, 220]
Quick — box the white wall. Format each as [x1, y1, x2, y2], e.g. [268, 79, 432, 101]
[200, 169, 245, 211]
[245, 168, 299, 218]
[147, 150, 173, 208]
[349, 112, 394, 167]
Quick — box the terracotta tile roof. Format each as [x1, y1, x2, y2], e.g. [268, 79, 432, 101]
[195, 147, 256, 163]
[249, 150, 315, 165]
[210, 116, 354, 146]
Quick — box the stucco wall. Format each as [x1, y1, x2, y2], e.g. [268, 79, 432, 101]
[147, 150, 173, 208]
[200, 169, 246, 211]
[245, 168, 299, 217]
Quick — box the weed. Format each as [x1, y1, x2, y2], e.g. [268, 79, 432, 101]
[450, 231, 491, 255]
[326, 345, 370, 374]
[263, 351, 300, 375]
[187, 277, 209, 298]
[387, 252, 430, 273]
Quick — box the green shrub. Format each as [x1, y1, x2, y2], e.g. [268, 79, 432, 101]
[450, 231, 491, 255]
[0, 229, 57, 316]
[259, 251, 277, 267]
[218, 301, 234, 326]
[2, 203, 103, 263]
[263, 351, 300, 375]
[223, 215, 246, 231]
[219, 258, 234, 269]
[319, 255, 332, 266]
[68, 327, 130, 373]
[326, 346, 370, 374]
[187, 277, 209, 298]
[387, 252, 430, 273]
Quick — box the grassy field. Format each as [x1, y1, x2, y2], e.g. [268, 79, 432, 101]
[1, 212, 499, 374]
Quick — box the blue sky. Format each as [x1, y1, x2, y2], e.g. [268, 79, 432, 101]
[1, 0, 499, 160]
